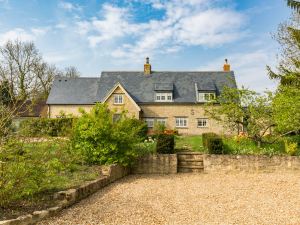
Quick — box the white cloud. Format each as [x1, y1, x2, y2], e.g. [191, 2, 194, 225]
[0, 27, 48, 45]
[76, 1, 245, 59]
[58, 1, 81, 11]
[199, 49, 279, 92]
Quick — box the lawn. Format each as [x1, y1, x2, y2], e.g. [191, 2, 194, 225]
[175, 135, 205, 152]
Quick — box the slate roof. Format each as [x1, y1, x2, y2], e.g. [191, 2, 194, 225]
[97, 71, 236, 103]
[46, 77, 100, 104]
[47, 71, 237, 104]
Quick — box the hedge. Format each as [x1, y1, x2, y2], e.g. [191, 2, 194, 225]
[202, 132, 224, 154]
[202, 132, 218, 149]
[19, 118, 74, 137]
[156, 134, 175, 154]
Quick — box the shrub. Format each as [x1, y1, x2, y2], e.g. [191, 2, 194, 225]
[72, 104, 145, 166]
[207, 136, 224, 154]
[284, 140, 298, 156]
[156, 134, 175, 154]
[127, 119, 148, 139]
[19, 118, 73, 137]
[202, 132, 218, 149]
[153, 123, 166, 135]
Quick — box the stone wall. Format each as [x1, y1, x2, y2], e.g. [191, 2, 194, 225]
[203, 154, 300, 172]
[132, 154, 177, 174]
[0, 164, 129, 225]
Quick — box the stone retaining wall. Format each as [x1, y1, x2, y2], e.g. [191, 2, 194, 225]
[203, 154, 300, 172]
[131, 154, 177, 174]
[0, 164, 129, 225]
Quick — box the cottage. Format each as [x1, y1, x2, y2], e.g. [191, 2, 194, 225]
[46, 59, 237, 135]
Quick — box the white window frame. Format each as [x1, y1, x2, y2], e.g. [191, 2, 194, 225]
[197, 118, 209, 128]
[114, 94, 124, 104]
[145, 118, 154, 128]
[175, 117, 188, 128]
[157, 118, 167, 126]
[198, 92, 216, 102]
[155, 92, 173, 102]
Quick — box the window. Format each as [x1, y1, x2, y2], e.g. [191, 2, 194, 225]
[198, 92, 216, 102]
[145, 118, 154, 128]
[176, 117, 188, 128]
[197, 118, 208, 128]
[157, 118, 167, 126]
[155, 92, 173, 102]
[114, 94, 123, 104]
[113, 114, 121, 122]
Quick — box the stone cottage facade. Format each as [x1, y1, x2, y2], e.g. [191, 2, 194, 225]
[46, 59, 237, 135]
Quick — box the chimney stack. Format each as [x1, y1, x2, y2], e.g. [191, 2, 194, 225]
[223, 59, 230, 72]
[144, 57, 151, 75]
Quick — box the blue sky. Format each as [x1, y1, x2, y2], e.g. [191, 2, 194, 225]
[0, 0, 291, 92]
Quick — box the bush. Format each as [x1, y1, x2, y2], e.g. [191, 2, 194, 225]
[127, 119, 148, 139]
[19, 118, 73, 137]
[284, 140, 298, 156]
[156, 134, 175, 154]
[72, 104, 145, 166]
[202, 132, 218, 149]
[0, 139, 82, 207]
[206, 136, 224, 154]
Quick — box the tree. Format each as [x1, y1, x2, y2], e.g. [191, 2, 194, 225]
[204, 87, 274, 146]
[287, 0, 300, 13]
[267, 0, 300, 134]
[64, 66, 80, 78]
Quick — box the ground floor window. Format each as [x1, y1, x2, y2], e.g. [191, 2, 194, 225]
[176, 117, 188, 128]
[144, 118, 154, 128]
[113, 113, 121, 122]
[156, 118, 167, 126]
[197, 118, 208, 128]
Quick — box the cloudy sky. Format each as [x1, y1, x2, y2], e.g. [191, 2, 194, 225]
[0, 0, 291, 92]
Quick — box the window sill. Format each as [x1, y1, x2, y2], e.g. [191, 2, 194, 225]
[175, 126, 188, 129]
[113, 103, 124, 105]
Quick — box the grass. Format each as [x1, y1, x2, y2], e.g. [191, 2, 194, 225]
[175, 135, 205, 152]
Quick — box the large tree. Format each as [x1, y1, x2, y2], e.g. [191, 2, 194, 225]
[267, 0, 300, 134]
[205, 87, 274, 146]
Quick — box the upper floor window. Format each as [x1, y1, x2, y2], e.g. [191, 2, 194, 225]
[198, 92, 216, 102]
[155, 92, 173, 102]
[114, 94, 123, 104]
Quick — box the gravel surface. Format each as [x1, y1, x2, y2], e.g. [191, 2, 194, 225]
[40, 172, 300, 225]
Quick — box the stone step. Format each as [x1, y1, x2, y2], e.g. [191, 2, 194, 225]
[178, 161, 204, 167]
[178, 167, 204, 173]
[178, 165, 204, 169]
[177, 152, 203, 155]
[177, 154, 203, 161]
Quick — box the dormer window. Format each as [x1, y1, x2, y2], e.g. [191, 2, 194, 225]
[155, 92, 173, 102]
[198, 92, 216, 102]
[114, 94, 123, 104]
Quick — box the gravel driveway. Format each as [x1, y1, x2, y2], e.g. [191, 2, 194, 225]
[40, 172, 300, 225]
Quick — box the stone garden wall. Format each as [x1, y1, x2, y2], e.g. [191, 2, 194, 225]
[0, 164, 129, 225]
[131, 154, 177, 174]
[203, 154, 300, 172]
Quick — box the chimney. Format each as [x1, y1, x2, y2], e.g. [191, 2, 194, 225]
[223, 59, 230, 72]
[144, 57, 151, 75]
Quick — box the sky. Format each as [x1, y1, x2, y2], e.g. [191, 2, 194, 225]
[0, 0, 291, 92]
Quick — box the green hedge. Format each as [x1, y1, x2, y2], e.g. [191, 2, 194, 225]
[19, 118, 74, 137]
[202, 132, 218, 149]
[202, 132, 224, 154]
[156, 134, 175, 154]
[207, 136, 224, 154]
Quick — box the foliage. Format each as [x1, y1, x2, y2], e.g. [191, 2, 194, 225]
[19, 118, 74, 137]
[153, 122, 166, 135]
[205, 87, 274, 146]
[156, 134, 175, 154]
[284, 140, 298, 156]
[206, 136, 224, 154]
[72, 104, 145, 166]
[0, 139, 92, 208]
[127, 118, 148, 140]
[272, 86, 300, 133]
[287, 0, 300, 13]
[202, 133, 218, 149]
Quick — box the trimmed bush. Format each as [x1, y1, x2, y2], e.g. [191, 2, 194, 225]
[156, 134, 175, 154]
[19, 118, 73, 137]
[207, 136, 224, 154]
[202, 132, 218, 149]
